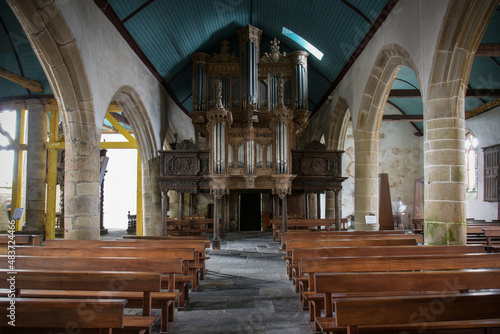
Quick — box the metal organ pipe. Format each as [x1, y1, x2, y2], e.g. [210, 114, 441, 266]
[213, 122, 225, 174]
[276, 122, 288, 174]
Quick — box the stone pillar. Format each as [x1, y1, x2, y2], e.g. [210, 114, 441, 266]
[325, 190, 335, 219]
[354, 131, 379, 231]
[169, 191, 181, 218]
[142, 157, 162, 236]
[423, 98, 466, 245]
[64, 124, 101, 240]
[23, 99, 47, 234]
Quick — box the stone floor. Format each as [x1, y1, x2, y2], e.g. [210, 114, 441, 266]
[136, 231, 311, 334]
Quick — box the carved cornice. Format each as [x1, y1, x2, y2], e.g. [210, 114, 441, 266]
[210, 174, 230, 199]
[261, 38, 290, 63]
[191, 53, 210, 68]
[209, 40, 239, 63]
[238, 24, 262, 48]
[271, 174, 295, 199]
[290, 50, 309, 67]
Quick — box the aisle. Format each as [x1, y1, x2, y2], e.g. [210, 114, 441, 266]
[171, 231, 310, 334]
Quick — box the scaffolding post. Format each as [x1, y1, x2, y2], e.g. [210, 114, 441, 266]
[45, 107, 59, 239]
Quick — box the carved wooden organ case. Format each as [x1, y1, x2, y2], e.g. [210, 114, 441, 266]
[158, 25, 345, 201]
[190, 24, 311, 199]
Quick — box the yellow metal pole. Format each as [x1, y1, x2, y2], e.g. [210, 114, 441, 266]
[11, 108, 26, 231]
[45, 109, 59, 239]
[136, 151, 143, 236]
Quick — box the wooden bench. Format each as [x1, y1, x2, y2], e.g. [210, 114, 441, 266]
[44, 238, 210, 280]
[484, 227, 500, 252]
[0, 297, 158, 334]
[15, 245, 198, 308]
[280, 230, 417, 249]
[165, 218, 215, 236]
[0, 234, 41, 255]
[283, 238, 418, 279]
[0, 270, 161, 333]
[300, 253, 500, 331]
[332, 292, 500, 334]
[314, 270, 500, 333]
[0, 256, 183, 333]
[271, 219, 344, 240]
[290, 244, 485, 297]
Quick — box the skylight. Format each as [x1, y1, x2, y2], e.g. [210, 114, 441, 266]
[282, 27, 324, 60]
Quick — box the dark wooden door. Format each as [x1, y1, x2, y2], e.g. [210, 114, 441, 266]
[240, 193, 261, 231]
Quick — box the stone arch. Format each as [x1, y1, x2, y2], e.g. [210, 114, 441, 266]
[423, 0, 499, 245]
[8, 0, 101, 239]
[354, 44, 419, 230]
[111, 86, 162, 235]
[327, 96, 351, 151]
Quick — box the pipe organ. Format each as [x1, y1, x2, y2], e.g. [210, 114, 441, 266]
[158, 25, 345, 248]
[192, 25, 310, 200]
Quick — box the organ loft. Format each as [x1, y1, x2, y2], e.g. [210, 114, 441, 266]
[158, 25, 346, 249]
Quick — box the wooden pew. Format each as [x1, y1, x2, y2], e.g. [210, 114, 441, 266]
[271, 219, 343, 240]
[0, 256, 183, 333]
[300, 253, 500, 331]
[0, 234, 41, 255]
[283, 238, 418, 279]
[0, 297, 158, 334]
[332, 292, 500, 334]
[280, 230, 418, 249]
[291, 244, 485, 297]
[314, 270, 500, 333]
[484, 227, 500, 252]
[44, 238, 210, 280]
[0, 270, 161, 333]
[14, 245, 198, 308]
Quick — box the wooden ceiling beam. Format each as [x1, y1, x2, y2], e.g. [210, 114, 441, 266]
[382, 114, 423, 121]
[389, 89, 500, 98]
[0, 67, 44, 93]
[476, 43, 500, 57]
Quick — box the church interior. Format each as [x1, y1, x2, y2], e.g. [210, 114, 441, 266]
[1, 0, 500, 333]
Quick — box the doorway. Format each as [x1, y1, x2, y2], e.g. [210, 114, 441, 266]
[239, 193, 261, 231]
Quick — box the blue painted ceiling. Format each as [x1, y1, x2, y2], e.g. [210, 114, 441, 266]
[1, 0, 499, 134]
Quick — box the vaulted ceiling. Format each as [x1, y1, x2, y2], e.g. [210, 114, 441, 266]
[1, 0, 499, 135]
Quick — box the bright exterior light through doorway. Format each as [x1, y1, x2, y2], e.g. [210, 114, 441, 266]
[282, 27, 324, 60]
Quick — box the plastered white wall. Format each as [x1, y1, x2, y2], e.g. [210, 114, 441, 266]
[57, 0, 194, 148]
[465, 107, 500, 221]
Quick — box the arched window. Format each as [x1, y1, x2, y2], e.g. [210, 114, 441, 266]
[465, 130, 478, 192]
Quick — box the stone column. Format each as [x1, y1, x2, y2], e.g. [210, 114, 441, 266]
[423, 97, 466, 245]
[169, 191, 181, 218]
[64, 124, 101, 240]
[325, 190, 335, 219]
[142, 157, 162, 236]
[23, 99, 47, 234]
[354, 131, 379, 231]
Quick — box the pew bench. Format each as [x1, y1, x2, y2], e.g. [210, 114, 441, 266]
[300, 253, 500, 331]
[314, 269, 500, 333]
[0, 234, 41, 255]
[271, 219, 343, 240]
[44, 238, 210, 280]
[290, 244, 485, 299]
[484, 227, 500, 252]
[0, 256, 184, 333]
[330, 292, 500, 334]
[280, 230, 419, 249]
[0, 270, 164, 333]
[283, 237, 418, 279]
[15, 245, 198, 308]
[0, 297, 158, 334]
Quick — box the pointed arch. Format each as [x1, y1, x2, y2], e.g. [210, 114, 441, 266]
[354, 44, 419, 230]
[423, 0, 499, 244]
[110, 86, 162, 236]
[8, 0, 101, 239]
[327, 96, 351, 151]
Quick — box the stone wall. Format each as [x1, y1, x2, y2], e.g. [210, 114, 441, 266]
[465, 107, 500, 221]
